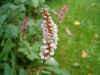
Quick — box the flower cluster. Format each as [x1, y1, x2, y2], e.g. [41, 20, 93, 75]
[40, 8, 58, 63]
[57, 5, 69, 23]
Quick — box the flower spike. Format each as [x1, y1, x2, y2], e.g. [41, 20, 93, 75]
[40, 8, 58, 63]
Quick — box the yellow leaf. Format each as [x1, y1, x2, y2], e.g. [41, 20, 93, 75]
[74, 21, 80, 26]
[88, 73, 92, 75]
[81, 50, 88, 58]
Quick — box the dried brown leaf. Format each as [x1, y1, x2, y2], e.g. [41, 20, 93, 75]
[66, 28, 72, 36]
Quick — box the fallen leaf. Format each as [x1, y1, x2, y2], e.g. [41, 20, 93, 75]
[88, 73, 92, 75]
[66, 28, 72, 36]
[74, 21, 80, 26]
[81, 50, 88, 58]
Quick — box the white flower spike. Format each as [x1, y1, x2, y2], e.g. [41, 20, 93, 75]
[40, 8, 58, 63]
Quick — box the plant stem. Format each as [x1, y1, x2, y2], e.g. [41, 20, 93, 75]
[36, 72, 39, 75]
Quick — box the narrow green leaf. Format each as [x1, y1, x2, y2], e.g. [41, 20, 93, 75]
[11, 52, 17, 75]
[4, 63, 13, 75]
[0, 39, 15, 61]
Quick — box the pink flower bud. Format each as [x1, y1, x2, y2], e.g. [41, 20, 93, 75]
[20, 18, 27, 34]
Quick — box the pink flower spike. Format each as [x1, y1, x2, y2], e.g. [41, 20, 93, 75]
[57, 5, 69, 23]
[63, 5, 69, 11]
[20, 18, 27, 34]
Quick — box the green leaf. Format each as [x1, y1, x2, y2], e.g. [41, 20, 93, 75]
[19, 68, 29, 75]
[46, 66, 70, 75]
[4, 24, 18, 38]
[19, 41, 41, 60]
[39, 0, 45, 3]
[4, 63, 13, 75]
[17, 4, 26, 12]
[0, 63, 5, 69]
[40, 70, 51, 75]
[8, 3, 17, 9]
[0, 3, 9, 14]
[31, 0, 39, 8]
[11, 52, 17, 75]
[14, 0, 26, 3]
[0, 15, 7, 25]
[46, 58, 59, 67]
[0, 39, 15, 61]
[26, 42, 42, 60]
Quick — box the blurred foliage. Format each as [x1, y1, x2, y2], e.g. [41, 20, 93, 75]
[0, 0, 69, 75]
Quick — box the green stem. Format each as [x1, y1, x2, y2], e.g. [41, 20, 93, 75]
[36, 72, 40, 75]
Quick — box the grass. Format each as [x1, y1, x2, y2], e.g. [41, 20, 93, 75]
[48, 0, 100, 75]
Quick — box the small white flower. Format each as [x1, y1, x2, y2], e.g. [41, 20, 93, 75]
[41, 55, 45, 59]
[44, 16, 47, 18]
[41, 45, 48, 49]
[44, 50, 49, 53]
[48, 40, 53, 43]
[50, 43, 57, 49]
[43, 56, 49, 60]
[50, 50, 55, 56]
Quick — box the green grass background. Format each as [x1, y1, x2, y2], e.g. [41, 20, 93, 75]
[48, 0, 100, 75]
